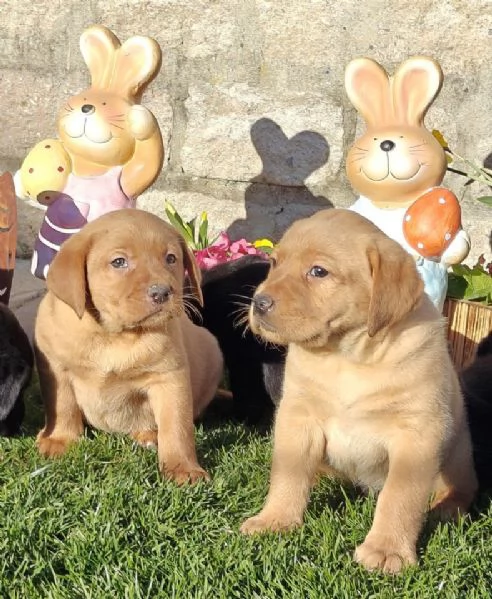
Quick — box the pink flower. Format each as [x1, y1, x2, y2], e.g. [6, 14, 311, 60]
[194, 246, 227, 269]
[212, 232, 231, 251]
[193, 231, 268, 269]
[229, 238, 265, 260]
[229, 238, 250, 254]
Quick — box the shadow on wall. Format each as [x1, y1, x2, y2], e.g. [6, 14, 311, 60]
[227, 118, 333, 242]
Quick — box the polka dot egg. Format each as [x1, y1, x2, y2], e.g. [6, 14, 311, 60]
[402, 187, 462, 259]
[19, 139, 72, 202]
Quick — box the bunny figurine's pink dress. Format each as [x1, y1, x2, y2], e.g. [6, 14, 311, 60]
[64, 166, 134, 221]
[31, 167, 134, 279]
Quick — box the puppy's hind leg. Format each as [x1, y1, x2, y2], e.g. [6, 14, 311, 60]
[131, 430, 158, 448]
[35, 347, 84, 457]
[430, 427, 478, 520]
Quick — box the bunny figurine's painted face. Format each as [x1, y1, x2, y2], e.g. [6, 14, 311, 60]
[345, 57, 447, 209]
[347, 124, 446, 207]
[58, 91, 135, 168]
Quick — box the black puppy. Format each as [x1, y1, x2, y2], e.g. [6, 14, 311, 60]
[190, 255, 286, 424]
[0, 303, 33, 435]
[461, 331, 492, 489]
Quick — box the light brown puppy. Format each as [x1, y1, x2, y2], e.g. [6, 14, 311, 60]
[35, 209, 223, 484]
[240, 208, 477, 573]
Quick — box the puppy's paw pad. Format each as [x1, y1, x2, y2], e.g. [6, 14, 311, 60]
[36, 435, 72, 457]
[163, 465, 210, 485]
[354, 540, 416, 574]
[240, 513, 301, 535]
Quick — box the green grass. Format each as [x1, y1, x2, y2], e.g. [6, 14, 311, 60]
[1, 379, 492, 598]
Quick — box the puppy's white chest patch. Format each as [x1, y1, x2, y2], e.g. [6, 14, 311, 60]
[324, 419, 388, 490]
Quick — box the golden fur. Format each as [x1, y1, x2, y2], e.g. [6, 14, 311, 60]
[35, 209, 223, 484]
[240, 208, 477, 573]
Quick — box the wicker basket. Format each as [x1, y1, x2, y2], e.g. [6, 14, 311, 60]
[443, 298, 492, 370]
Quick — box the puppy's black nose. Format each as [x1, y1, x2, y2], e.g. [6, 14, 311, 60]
[147, 284, 172, 305]
[253, 293, 275, 315]
[380, 139, 395, 152]
[81, 104, 95, 115]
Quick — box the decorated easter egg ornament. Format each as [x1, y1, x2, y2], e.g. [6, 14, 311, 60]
[403, 187, 462, 260]
[19, 139, 72, 202]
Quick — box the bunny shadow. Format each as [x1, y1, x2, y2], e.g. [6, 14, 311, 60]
[227, 118, 333, 242]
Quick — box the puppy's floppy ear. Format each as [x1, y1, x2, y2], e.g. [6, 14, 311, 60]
[180, 238, 203, 307]
[46, 232, 92, 318]
[366, 242, 424, 337]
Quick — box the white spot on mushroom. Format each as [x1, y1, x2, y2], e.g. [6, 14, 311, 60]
[405, 214, 412, 221]
[438, 197, 446, 204]
[417, 242, 424, 249]
[444, 232, 451, 241]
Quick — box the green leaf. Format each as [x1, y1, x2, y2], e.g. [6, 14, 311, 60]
[254, 244, 274, 254]
[446, 273, 468, 300]
[198, 213, 209, 249]
[165, 201, 196, 247]
[185, 217, 197, 241]
[447, 264, 492, 304]
[476, 196, 492, 207]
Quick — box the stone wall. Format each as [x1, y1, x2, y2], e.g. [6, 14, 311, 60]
[1, 0, 491, 259]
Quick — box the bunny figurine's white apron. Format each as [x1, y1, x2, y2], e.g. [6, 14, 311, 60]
[350, 196, 448, 311]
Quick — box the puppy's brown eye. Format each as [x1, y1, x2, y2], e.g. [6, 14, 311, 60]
[308, 265, 328, 278]
[111, 257, 128, 269]
[166, 253, 177, 265]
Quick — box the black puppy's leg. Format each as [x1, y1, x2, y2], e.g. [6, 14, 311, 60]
[0, 396, 24, 436]
[227, 355, 275, 425]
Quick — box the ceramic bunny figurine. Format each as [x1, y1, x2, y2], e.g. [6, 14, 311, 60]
[345, 56, 470, 310]
[15, 25, 164, 280]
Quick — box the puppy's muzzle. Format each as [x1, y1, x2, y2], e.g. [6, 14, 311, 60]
[253, 293, 275, 315]
[147, 284, 172, 305]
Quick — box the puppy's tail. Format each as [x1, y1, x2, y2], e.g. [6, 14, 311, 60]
[461, 332, 492, 490]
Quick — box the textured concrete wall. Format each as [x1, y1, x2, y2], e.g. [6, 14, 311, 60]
[1, 0, 491, 259]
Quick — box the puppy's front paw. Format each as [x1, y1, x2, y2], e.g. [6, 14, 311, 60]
[354, 536, 417, 574]
[36, 433, 74, 457]
[161, 462, 210, 485]
[240, 511, 302, 535]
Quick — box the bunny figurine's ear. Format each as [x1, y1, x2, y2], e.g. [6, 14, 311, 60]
[80, 25, 120, 89]
[345, 58, 392, 128]
[110, 36, 162, 102]
[392, 56, 443, 126]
